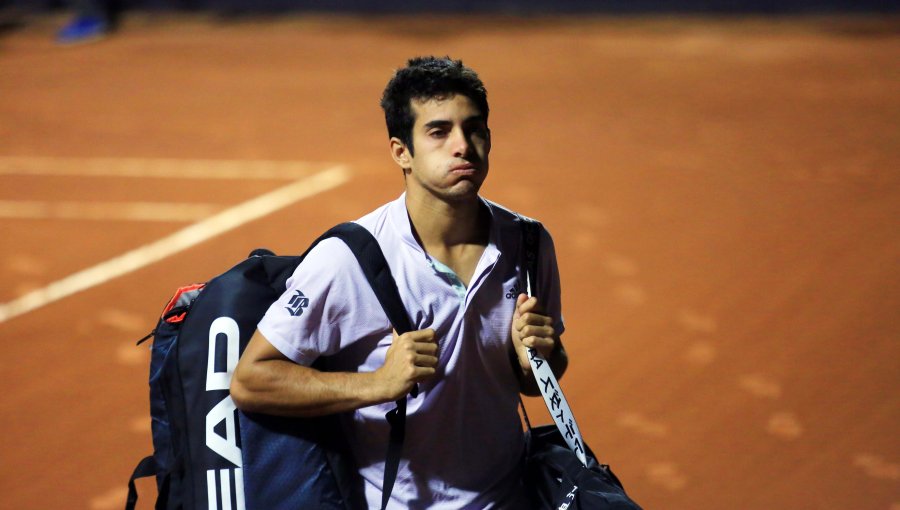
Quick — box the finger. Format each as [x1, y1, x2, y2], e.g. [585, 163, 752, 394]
[520, 299, 548, 321]
[413, 341, 439, 356]
[414, 354, 439, 367]
[514, 293, 528, 318]
[403, 329, 436, 343]
[525, 298, 546, 315]
[515, 314, 554, 337]
[412, 366, 437, 381]
[415, 328, 437, 344]
[523, 337, 555, 358]
[516, 295, 538, 315]
[520, 312, 553, 327]
[520, 324, 555, 339]
[522, 335, 555, 348]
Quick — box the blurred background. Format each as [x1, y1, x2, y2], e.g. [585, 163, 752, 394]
[0, 1, 898, 509]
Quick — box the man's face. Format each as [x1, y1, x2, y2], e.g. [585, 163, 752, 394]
[393, 93, 490, 203]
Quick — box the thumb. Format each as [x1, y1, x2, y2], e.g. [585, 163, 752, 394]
[514, 293, 528, 318]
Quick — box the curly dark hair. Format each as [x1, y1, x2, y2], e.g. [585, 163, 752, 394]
[380, 56, 489, 156]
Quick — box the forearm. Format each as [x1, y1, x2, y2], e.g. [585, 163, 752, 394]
[231, 358, 390, 417]
[518, 341, 568, 396]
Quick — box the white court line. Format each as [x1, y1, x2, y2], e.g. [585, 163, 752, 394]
[0, 157, 329, 180]
[0, 165, 351, 324]
[0, 200, 223, 222]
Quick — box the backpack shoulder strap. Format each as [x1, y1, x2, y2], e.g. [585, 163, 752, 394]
[312, 222, 412, 510]
[517, 215, 588, 467]
[317, 222, 413, 335]
[518, 215, 543, 296]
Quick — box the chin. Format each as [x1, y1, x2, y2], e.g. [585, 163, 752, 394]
[446, 181, 483, 200]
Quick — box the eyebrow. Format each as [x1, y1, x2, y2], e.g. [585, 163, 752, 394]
[423, 120, 452, 130]
[422, 115, 486, 130]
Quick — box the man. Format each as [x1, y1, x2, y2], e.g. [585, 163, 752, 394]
[231, 56, 568, 509]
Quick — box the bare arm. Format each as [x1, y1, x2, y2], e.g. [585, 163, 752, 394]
[510, 294, 569, 396]
[231, 328, 438, 417]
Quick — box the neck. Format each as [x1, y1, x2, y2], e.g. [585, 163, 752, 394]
[405, 190, 488, 248]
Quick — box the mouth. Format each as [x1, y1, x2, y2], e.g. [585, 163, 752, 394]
[450, 162, 478, 175]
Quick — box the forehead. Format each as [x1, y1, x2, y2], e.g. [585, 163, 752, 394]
[410, 94, 484, 125]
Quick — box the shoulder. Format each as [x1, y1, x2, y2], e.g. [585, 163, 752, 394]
[303, 235, 356, 266]
[293, 197, 403, 283]
[481, 197, 556, 243]
[481, 197, 520, 225]
[353, 201, 391, 232]
[291, 231, 374, 294]
[353, 195, 405, 235]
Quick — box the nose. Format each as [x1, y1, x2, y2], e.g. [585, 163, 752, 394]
[450, 128, 470, 158]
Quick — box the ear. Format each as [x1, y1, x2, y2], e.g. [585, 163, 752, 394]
[390, 137, 411, 171]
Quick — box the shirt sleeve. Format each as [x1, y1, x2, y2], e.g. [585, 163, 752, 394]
[537, 227, 566, 337]
[256, 237, 362, 366]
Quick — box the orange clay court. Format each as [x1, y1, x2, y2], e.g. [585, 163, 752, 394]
[0, 13, 897, 510]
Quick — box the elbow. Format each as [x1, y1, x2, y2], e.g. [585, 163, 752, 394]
[229, 364, 258, 413]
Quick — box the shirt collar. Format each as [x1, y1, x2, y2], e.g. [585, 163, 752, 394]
[387, 192, 502, 261]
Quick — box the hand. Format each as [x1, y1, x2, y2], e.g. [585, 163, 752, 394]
[375, 329, 438, 402]
[511, 293, 556, 372]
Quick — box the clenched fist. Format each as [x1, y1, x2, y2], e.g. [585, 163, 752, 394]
[511, 294, 556, 373]
[375, 329, 439, 402]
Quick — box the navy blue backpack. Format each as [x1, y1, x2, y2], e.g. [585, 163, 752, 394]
[127, 223, 413, 510]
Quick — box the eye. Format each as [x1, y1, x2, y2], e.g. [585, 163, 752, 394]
[465, 121, 488, 139]
[428, 129, 448, 139]
[467, 127, 487, 141]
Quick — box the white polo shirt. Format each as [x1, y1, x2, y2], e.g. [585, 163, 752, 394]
[257, 193, 565, 509]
